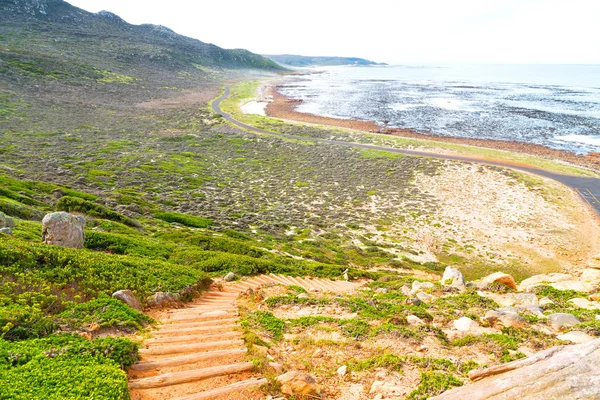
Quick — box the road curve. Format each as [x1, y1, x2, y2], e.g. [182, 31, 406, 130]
[213, 86, 600, 217]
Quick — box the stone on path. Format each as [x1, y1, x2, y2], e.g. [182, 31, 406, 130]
[42, 212, 85, 248]
[337, 365, 348, 376]
[431, 338, 600, 400]
[112, 289, 143, 311]
[224, 272, 236, 282]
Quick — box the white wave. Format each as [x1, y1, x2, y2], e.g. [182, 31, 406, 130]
[391, 103, 422, 111]
[555, 134, 600, 147]
[430, 98, 482, 112]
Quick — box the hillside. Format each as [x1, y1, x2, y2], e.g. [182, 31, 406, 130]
[263, 54, 386, 67]
[0, 1, 599, 399]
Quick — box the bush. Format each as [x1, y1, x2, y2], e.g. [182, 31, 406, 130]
[0, 236, 210, 311]
[58, 297, 152, 330]
[85, 231, 172, 260]
[0, 334, 137, 399]
[0, 198, 45, 221]
[0, 305, 57, 341]
[56, 196, 137, 227]
[154, 211, 212, 228]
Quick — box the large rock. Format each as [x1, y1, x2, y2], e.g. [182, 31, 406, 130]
[549, 280, 599, 294]
[146, 292, 182, 308]
[411, 280, 435, 294]
[0, 212, 15, 228]
[42, 212, 85, 249]
[483, 308, 527, 329]
[581, 268, 600, 282]
[479, 272, 517, 291]
[454, 317, 479, 332]
[518, 273, 573, 292]
[277, 371, 320, 396]
[547, 313, 581, 332]
[568, 298, 600, 310]
[441, 266, 465, 288]
[112, 290, 143, 311]
[432, 338, 600, 400]
[556, 331, 595, 344]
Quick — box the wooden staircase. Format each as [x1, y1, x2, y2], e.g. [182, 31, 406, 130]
[128, 274, 360, 399]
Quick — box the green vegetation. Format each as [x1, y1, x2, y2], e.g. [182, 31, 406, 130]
[0, 334, 137, 399]
[58, 297, 152, 330]
[154, 211, 213, 228]
[56, 196, 137, 227]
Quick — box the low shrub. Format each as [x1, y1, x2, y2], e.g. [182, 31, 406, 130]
[0, 305, 57, 341]
[56, 196, 137, 227]
[85, 231, 172, 260]
[58, 297, 152, 330]
[154, 211, 212, 228]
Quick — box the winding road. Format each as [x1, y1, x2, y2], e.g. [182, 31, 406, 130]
[213, 87, 600, 217]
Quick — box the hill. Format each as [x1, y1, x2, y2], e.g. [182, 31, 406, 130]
[264, 54, 386, 67]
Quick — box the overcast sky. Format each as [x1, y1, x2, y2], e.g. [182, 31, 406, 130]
[67, 0, 600, 65]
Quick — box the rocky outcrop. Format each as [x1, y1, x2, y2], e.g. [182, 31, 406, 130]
[41, 212, 85, 248]
[112, 289, 143, 311]
[479, 272, 517, 290]
[432, 338, 600, 399]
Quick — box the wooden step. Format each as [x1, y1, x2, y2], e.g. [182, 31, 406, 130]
[144, 331, 241, 345]
[172, 377, 268, 400]
[153, 323, 239, 336]
[130, 348, 247, 371]
[139, 339, 244, 356]
[166, 312, 238, 322]
[128, 361, 254, 389]
[162, 317, 238, 329]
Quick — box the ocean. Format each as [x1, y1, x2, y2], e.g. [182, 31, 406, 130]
[277, 64, 600, 154]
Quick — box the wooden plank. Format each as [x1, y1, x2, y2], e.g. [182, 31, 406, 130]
[161, 317, 238, 329]
[128, 361, 254, 389]
[172, 378, 268, 400]
[144, 331, 241, 345]
[139, 339, 244, 356]
[130, 348, 247, 371]
[154, 323, 239, 336]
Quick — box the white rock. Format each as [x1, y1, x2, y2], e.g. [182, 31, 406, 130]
[513, 293, 539, 306]
[539, 297, 555, 308]
[411, 281, 435, 295]
[557, 331, 595, 344]
[454, 317, 479, 332]
[518, 273, 573, 292]
[568, 298, 600, 310]
[224, 272, 236, 281]
[581, 268, 600, 282]
[416, 292, 435, 303]
[407, 315, 425, 326]
[441, 266, 465, 288]
[337, 365, 348, 376]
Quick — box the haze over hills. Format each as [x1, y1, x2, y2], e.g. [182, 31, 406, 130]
[263, 54, 386, 67]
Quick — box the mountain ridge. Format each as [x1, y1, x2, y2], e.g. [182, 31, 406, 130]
[263, 54, 387, 67]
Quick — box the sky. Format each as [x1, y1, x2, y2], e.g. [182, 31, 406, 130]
[67, 0, 600, 65]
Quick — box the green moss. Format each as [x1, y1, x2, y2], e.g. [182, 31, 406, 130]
[348, 352, 406, 372]
[242, 311, 285, 340]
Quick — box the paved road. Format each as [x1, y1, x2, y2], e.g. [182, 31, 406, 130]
[213, 87, 600, 217]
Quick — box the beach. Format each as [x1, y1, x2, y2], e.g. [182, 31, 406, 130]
[264, 83, 600, 171]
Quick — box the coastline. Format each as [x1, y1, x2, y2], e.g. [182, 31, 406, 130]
[264, 84, 600, 172]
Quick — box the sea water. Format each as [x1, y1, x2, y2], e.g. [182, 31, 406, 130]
[277, 64, 600, 154]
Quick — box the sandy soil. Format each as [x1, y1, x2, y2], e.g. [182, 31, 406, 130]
[265, 84, 600, 171]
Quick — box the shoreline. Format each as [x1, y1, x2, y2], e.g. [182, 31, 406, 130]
[264, 83, 600, 172]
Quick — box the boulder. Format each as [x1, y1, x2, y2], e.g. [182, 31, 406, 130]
[479, 272, 517, 290]
[407, 315, 425, 326]
[0, 227, 12, 235]
[41, 212, 85, 249]
[112, 290, 143, 311]
[547, 313, 581, 332]
[401, 285, 411, 296]
[518, 273, 573, 292]
[513, 293, 538, 306]
[224, 272, 236, 282]
[277, 371, 320, 396]
[432, 338, 600, 400]
[483, 308, 527, 329]
[0, 212, 15, 228]
[556, 331, 595, 344]
[568, 298, 600, 310]
[146, 292, 182, 308]
[581, 268, 600, 282]
[415, 292, 435, 303]
[539, 297, 555, 308]
[549, 280, 599, 294]
[441, 266, 465, 288]
[454, 317, 479, 332]
[411, 281, 435, 294]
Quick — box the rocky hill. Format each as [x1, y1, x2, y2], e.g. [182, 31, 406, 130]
[264, 54, 386, 67]
[0, 0, 284, 72]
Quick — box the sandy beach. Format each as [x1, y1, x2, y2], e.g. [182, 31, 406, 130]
[264, 83, 600, 171]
